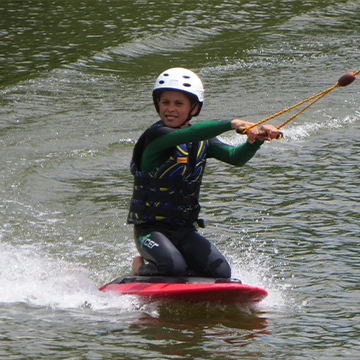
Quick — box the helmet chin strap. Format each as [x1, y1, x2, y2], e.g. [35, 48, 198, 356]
[179, 117, 191, 128]
[178, 103, 198, 127]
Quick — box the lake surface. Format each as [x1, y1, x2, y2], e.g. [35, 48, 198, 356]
[1, 1, 360, 358]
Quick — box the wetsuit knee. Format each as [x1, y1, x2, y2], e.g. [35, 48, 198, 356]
[139, 254, 188, 276]
[207, 258, 232, 278]
[158, 253, 188, 276]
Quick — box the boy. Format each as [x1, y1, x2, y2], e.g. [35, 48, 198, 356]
[127, 67, 279, 278]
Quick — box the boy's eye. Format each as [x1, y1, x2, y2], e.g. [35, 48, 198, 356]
[160, 100, 184, 106]
[173, 101, 185, 106]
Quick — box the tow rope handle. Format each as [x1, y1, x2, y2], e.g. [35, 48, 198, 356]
[237, 70, 359, 139]
[236, 127, 284, 139]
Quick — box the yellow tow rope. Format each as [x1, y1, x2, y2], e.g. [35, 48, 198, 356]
[237, 70, 360, 139]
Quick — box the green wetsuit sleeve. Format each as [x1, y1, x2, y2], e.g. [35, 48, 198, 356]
[140, 120, 263, 171]
[140, 120, 232, 171]
[207, 137, 263, 166]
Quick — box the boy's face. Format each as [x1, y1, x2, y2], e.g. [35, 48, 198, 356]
[158, 90, 199, 128]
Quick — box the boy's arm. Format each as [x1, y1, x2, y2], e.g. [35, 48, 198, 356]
[140, 120, 233, 171]
[207, 137, 264, 166]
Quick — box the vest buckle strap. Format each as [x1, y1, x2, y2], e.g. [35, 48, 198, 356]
[132, 190, 197, 206]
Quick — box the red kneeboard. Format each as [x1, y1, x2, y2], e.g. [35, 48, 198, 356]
[99, 276, 267, 304]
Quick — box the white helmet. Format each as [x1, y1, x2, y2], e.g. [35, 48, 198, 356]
[152, 68, 204, 116]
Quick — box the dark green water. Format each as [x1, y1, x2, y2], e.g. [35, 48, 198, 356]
[1, 1, 360, 359]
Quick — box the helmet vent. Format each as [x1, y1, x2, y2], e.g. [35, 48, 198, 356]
[183, 83, 191, 87]
[159, 80, 165, 84]
[183, 75, 190, 79]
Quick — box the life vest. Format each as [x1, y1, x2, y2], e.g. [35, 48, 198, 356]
[127, 122, 208, 227]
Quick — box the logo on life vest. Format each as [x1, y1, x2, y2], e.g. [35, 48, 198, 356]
[138, 234, 159, 249]
[177, 157, 187, 163]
